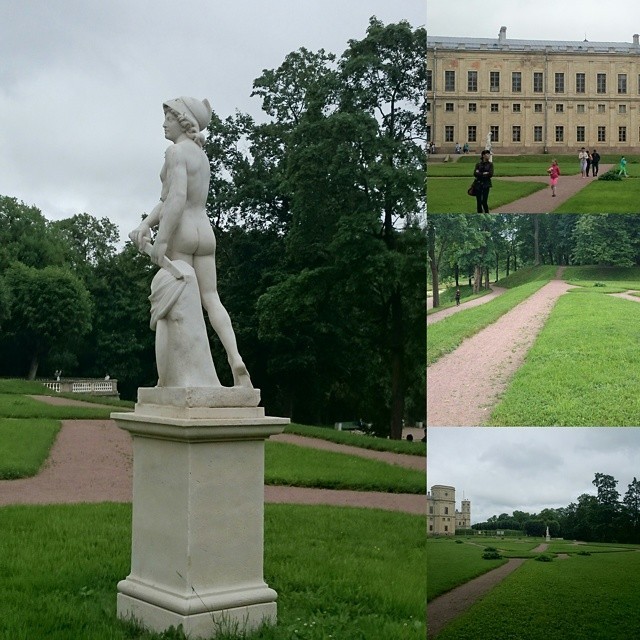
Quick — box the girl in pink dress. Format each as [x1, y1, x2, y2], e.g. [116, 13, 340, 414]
[547, 159, 561, 197]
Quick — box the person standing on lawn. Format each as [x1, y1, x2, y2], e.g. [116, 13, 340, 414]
[591, 149, 601, 176]
[578, 147, 588, 177]
[618, 156, 629, 177]
[547, 159, 561, 197]
[473, 150, 493, 213]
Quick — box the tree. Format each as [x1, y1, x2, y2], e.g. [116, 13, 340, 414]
[622, 477, 640, 543]
[572, 215, 636, 266]
[3, 263, 92, 379]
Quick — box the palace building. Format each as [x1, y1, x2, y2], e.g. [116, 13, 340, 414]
[427, 26, 640, 154]
[427, 485, 471, 536]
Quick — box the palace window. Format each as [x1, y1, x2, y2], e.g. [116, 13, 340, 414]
[491, 103, 499, 112]
[445, 70, 455, 91]
[490, 71, 500, 91]
[468, 102, 477, 112]
[513, 103, 521, 112]
[619, 126, 627, 142]
[533, 72, 543, 93]
[598, 125, 606, 142]
[512, 71, 522, 92]
[512, 125, 521, 142]
[426, 125, 431, 142]
[577, 126, 585, 142]
[490, 125, 500, 142]
[468, 125, 477, 142]
[534, 103, 543, 113]
[555, 72, 565, 93]
[534, 125, 543, 142]
[619, 104, 627, 114]
[468, 70, 478, 92]
[426, 102, 431, 112]
[598, 104, 606, 113]
[445, 102, 454, 112]
[597, 73, 607, 93]
[577, 104, 585, 113]
[426, 70, 433, 92]
[556, 104, 564, 113]
[618, 74, 628, 94]
[444, 507, 449, 515]
[445, 125, 455, 142]
[576, 73, 586, 93]
[555, 126, 564, 142]
[429, 507, 434, 514]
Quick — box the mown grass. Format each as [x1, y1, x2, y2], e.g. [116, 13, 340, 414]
[0, 503, 426, 640]
[264, 442, 425, 494]
[489, 292, 640, 426]
[427, 178, 546, 213]
[427, 158, 581, 178]
[427, 279, 551, 366]
[427, 285, 493, 316]
[0, 394, 113, 420]
[563, 265, 640, 290]
[0, 419, 60, 479]
[436, 548, 640, 640]
[553, 177, 640, 213]
[495, 264, 558, 289]
[427, 538, 506, 602]
[285, 423, 425, 456]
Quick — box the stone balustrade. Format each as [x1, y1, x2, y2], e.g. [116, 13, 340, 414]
[40, 378, 119, 397]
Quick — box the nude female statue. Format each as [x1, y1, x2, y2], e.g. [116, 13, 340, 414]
[129, 97, 252, 388]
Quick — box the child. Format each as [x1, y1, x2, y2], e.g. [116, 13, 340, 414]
[547, 159, 561, 197]
[618, 156, 629, 177]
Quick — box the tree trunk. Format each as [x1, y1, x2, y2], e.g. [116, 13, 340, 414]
[473, 265, 481, 293]
[506, 253, 511, 277]
[495, 254, 499, 283]
[389, 290, 405, 441]
[427, 227, 440, 308]
[454, 263, 459, 287]
[485, 266, 490, 289]
[533, 215, 540, 266]
[28, 353, 39, 380]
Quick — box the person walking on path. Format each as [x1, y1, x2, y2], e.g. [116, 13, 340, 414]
[591, 149, 601, 176]
[547, 159, 561, 197]
[618, 156, 629, 177]
[455, 289, 461, 306]
[585, 150, 592, 176]
[578, 147, 588, 177]
[473, 150, 493, 212]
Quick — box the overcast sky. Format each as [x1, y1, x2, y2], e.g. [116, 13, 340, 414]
[427, 427, 640, 524]
[0, 1, 424, 244]
[427, 0, 640, 42]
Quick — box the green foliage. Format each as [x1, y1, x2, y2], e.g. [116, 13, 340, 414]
[571, 215, 638, 266]
[482, 550, 503, 560]
[0, 503, 425, 639]
[534, 553, 554, 562]
[597, 168, 623, 181]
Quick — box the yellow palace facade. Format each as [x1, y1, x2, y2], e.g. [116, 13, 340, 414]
[427, 26, 640, 154]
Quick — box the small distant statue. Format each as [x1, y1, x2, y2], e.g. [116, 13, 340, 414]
[545, 526, 550, 541]
[485, 132, 493, 162]
[129, 97, 252, 389]
[54, 369, 62, 381]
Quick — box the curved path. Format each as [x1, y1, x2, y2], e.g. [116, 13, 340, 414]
[427, 557, 526, 638]
[492, 165, 613, 213]
[0, 418, 425, 515]
[609, 290, 640, 303]
[427, 267, 571, 426]
[427, 286, 507, 326]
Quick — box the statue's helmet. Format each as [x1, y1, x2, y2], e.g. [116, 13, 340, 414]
[163, 97, 212, 131]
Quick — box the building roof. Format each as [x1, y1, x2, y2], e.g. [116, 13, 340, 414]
[427, 32, 640, 54]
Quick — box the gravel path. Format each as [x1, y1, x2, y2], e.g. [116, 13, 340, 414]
[0, 418, 424, 514]
[427, 286, 507, 326]
[609, 290, 640, 303]
[427, 557, 526, 638]
[492, 165, 613, 213]
[427, 268, 571, 426]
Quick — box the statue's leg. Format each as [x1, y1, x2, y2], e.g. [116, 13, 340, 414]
[193, 254, 252, 388]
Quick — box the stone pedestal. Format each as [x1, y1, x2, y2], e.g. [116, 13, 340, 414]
[111, 387, 288, 638]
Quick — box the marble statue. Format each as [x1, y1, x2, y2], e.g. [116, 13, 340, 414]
[129, 97, 252, 389]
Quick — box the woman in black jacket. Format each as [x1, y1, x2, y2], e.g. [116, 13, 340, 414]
[473, 150, 494, 213]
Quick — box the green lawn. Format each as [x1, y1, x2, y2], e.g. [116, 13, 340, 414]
[554, 176, 640, 213]
[427, 178, 547, 213]
[0, 394, 114, 420]
[0, 419, 60, 479]
[436, 548, 640, 640]
[427, 538, 506, 601]
[489, 291, 640, 426]
[0, 503, 426, 640]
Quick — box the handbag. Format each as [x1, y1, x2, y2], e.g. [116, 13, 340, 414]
[467, 181, 478, 196]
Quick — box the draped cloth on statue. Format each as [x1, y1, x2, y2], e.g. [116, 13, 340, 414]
[149, 261, 221, 388]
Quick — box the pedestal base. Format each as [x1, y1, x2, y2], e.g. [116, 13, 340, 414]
[112, 400, 288, 639]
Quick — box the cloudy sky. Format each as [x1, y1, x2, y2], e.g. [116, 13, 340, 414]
[427, 0, 640, 41]
[428, 427, 640, 523]
[0, 1, 424, 244]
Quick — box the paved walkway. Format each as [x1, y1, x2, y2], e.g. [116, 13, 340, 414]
[427, 286, 507, 326]
[493, 165, 613, 213]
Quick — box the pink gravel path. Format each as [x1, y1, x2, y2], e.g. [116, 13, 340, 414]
[427, 286, 507, 326]
[0, 419, 424, 514]
[609, 291, 640, 303]
[427, 558, 526, 638]
[427, 268, 571, 426]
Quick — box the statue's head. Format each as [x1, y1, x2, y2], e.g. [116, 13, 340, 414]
[162, 97, 212, 147]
